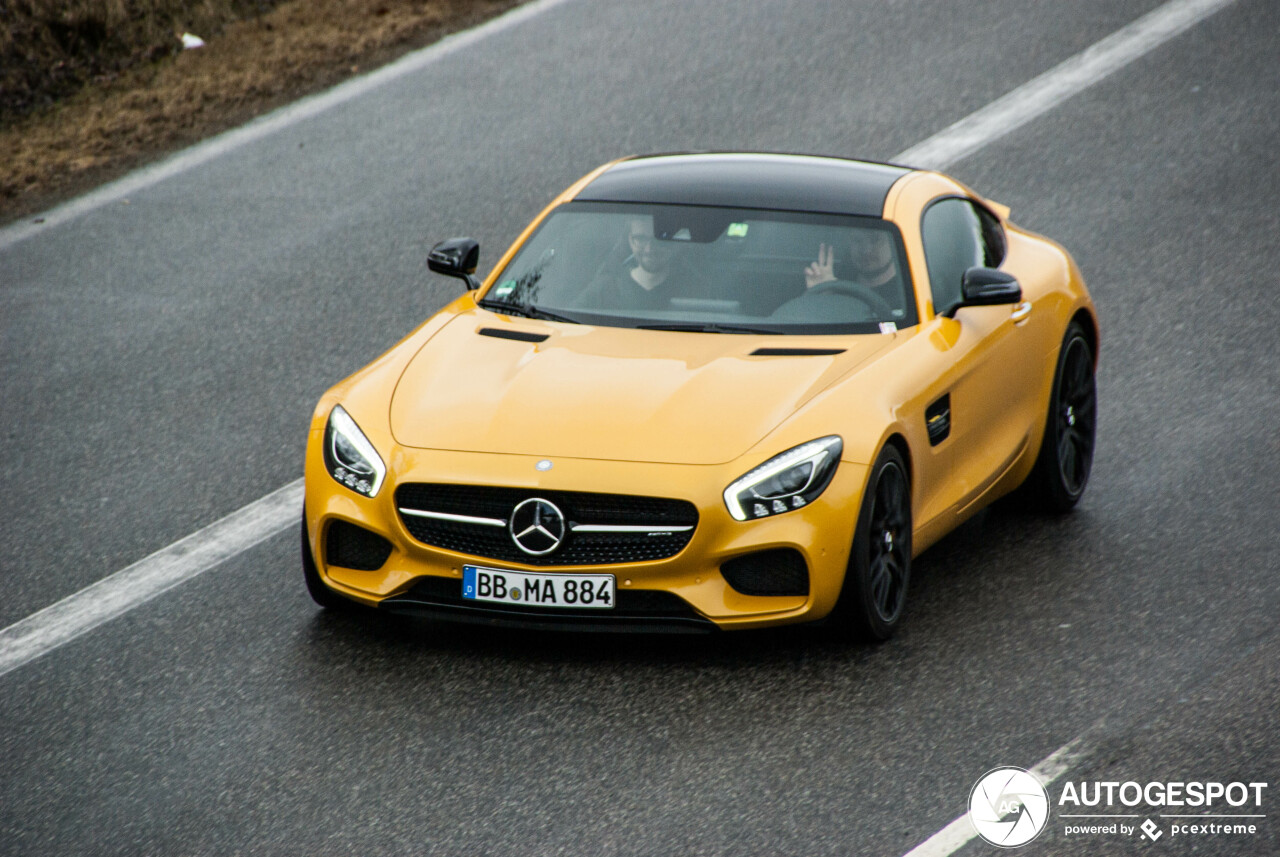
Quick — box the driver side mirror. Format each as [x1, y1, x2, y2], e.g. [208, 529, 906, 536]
[428, 237, 481, 290]
[943, 267, 1021, 317]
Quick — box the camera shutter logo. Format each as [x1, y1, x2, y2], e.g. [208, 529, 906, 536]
[969, 767, 1050, 848]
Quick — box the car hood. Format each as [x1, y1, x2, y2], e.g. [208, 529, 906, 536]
[389, 313, 892, 465]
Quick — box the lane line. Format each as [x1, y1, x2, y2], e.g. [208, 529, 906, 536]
[0, 0, 1239, 680]
[0, 481, 301, 679]
[0, 0, 578, 253]
[895, 0, 1237, 169]
[901, 737, 1085, 857]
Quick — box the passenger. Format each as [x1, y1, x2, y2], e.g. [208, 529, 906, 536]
[578, 216, 693, 311]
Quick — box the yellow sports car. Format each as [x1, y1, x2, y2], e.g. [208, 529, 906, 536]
[302, 153, 1097, 639]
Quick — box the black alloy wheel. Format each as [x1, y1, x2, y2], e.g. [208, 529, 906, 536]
[836, 444, 912, 641]
[1027, 321, 1097, 511]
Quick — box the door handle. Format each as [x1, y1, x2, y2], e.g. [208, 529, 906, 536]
[1010, 301, 1032, 322]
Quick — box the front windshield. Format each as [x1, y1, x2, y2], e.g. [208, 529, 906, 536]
[482, 202, 917, 334]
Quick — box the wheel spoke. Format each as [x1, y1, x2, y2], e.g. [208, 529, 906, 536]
[1060, 435, 1078, 487]
[1068, 350, 1089, 395]
[1058, 430, 1074, 465]
[871, 560, 890, 610]
[885, 472, 903, 510]
[876, 489, 893, 529]
[1074, 434, 1092, 480]
[878, 559, 901, 617]
[884, 503, 905, 533]
[881, 468, 907, 531]
[893, 488, 908, 528]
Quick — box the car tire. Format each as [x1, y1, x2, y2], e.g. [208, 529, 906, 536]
[301, 511, 355, 610]
[1025, 321, 1096, 512]
[833, 444, 912, 642]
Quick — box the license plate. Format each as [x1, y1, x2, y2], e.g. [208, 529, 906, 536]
[462, 565, 615, 610]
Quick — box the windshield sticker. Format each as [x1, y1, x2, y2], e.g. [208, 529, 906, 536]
[727, 222, 749, 238]
[493, 279, 518, 298]
[879, 322, 898, 334]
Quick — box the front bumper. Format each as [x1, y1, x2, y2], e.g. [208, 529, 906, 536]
[303, 436, 867, 632]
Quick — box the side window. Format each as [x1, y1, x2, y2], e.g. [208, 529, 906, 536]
[975, 205, 1006, 267]
[921, 198, 1001, 316]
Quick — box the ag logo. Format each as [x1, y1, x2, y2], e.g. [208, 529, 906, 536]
[969, 767, 1050, 848]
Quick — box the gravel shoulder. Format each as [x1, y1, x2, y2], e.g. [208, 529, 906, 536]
[0, 0, 520, 227]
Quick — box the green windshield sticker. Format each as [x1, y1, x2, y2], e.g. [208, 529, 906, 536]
[494, 280, 517, 297]
[727, 222, 749, 238]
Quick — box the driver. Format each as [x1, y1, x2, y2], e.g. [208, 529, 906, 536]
[803, 228, 901, 295]
[772, 227, 903, 323]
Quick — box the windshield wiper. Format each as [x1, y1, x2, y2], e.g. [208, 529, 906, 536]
[477, 299, 580, 325]
[637, 322, 779, 335]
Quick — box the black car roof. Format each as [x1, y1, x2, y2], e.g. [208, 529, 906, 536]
[575, 153, 911, 217]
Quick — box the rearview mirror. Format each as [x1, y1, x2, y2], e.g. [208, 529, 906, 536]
[944, 267, 1021, 317]
[428, 238, 481, 290]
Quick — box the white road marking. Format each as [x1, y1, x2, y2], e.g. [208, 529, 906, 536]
[0, 0, 1239, 681]
[0, 481, 301, 679]
[0, 0, 577, 253]
[895, 0, 1238, 168]
[900, 737, 1085, 857]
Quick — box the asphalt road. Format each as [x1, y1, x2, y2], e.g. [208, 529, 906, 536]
[2, 0, 1278, 854]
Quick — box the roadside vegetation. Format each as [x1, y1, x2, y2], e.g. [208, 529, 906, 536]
[0, 0, 518, 225]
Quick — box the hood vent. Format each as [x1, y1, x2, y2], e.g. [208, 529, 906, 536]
[477, 327, 549, 343]
[750, 347, 845, 357]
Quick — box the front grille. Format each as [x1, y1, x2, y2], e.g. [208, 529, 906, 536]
[395, 483, 698, 566]
[721, 548, 809, 596]
[325, 519, 393, 571]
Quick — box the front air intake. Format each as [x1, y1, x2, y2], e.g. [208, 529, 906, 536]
[721, 549, 809, 596]
[325, 519, 393, 571]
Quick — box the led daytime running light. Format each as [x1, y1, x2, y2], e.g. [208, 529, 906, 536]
[325, 406, 386, 497]
[724, 436, 842, 521]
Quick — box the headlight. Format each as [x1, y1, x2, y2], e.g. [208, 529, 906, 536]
[724, 436, 842, 521]
[323, 405, 386, 497]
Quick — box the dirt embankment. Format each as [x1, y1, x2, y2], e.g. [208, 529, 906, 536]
[0, 0, 519, 226]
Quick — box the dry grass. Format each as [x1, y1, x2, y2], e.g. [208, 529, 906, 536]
[1, 0, 273, 118]
[0, 0, 518, 224]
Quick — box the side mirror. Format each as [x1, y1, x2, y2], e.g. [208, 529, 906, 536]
[428, 238, 481, 290]
[944, 267, 1021, 317]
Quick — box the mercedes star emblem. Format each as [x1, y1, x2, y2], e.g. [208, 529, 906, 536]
[509, 497, 567, 556]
